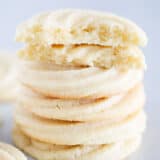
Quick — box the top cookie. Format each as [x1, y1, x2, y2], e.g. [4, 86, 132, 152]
[16, 9, 147, 47]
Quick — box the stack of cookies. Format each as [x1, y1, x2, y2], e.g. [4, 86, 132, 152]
[13, 10, 147, 160]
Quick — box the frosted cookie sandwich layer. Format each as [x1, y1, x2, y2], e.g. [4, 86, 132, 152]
[18, 44, 146, 70]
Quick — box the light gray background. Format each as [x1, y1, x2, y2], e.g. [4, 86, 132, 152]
[0, 0, 159, 159]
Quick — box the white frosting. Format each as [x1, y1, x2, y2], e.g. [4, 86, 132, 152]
[15, 108, 146, 145]
[17, 84, 145, 122]
[17, 61, 144, 98]
[13, 127, 141, 160]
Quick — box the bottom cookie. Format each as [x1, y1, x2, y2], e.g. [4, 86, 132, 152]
[0, 142, 27, 160]
[13, 127, 141, 160]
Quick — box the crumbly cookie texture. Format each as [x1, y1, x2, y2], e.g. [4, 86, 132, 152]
[18, 44, 146, 70]
[16, 9, 147, 47]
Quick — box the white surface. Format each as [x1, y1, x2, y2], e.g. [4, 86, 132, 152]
[0, 0, 159, 159]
